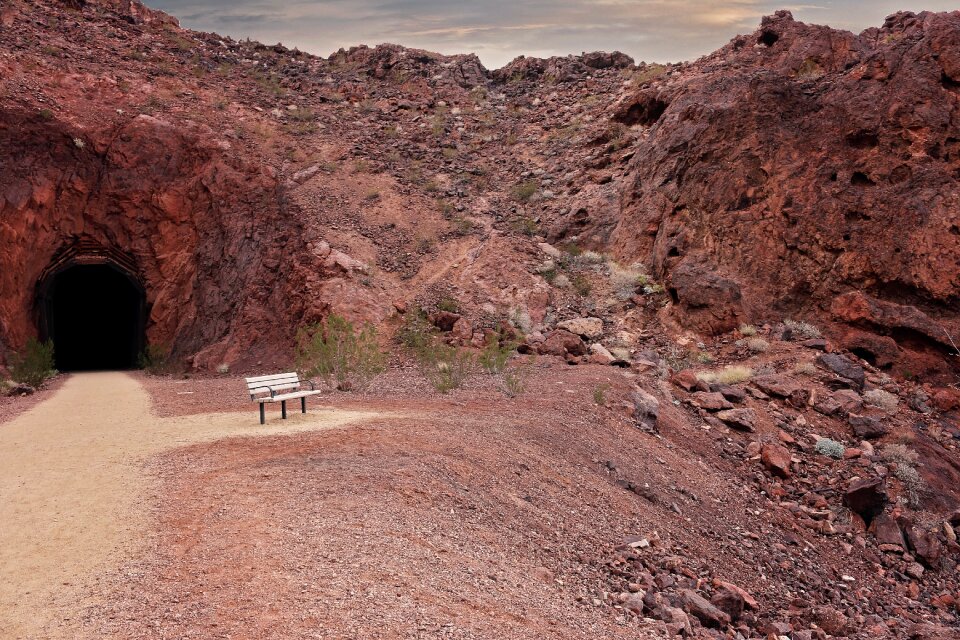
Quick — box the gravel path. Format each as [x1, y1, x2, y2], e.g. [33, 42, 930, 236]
[0, 372, 380, 639]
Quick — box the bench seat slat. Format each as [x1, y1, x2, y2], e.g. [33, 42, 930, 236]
[248, 382, 301, 394]
[257, 389, 323, 403]
[246, 372, 299, 383]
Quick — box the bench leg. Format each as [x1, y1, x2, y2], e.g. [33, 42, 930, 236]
[259, 403, 265, 425]
[301, 396, 307, 414]
[281, 400, 287, 419]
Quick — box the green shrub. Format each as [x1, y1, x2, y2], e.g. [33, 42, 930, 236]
[479, 334, 517, 374]
[815, 438, 845, 459]
[296, 314, 386, 391]
[418, 339, 475, 393]
[512, 179, 538, 202]
[593, 383, 610, 406]
[500, 356, 534, 397]
[10, 338, 56, 388]
[396, 309, 436, 354]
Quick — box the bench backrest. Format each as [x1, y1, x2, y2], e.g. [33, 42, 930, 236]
[246, 372, 301, 398]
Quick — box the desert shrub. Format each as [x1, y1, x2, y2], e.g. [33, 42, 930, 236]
[739, 324, 758, 336]
[784, 319, 821, 339]
[512, 179, 538, 202]
[216, 363, 230, 375]
[581, 250, 606, 264]
[479, 335, 517, 374]
[296, 314, 386, 391]
[593, 383, 610, 406]
[571, 274, 592, 297]
[894, 464, 925, 508]
[609, 262, 647, 300]
[139, 343, 179, 375]
[793, 361, 817, 376]
[500, 356, 534, 397]
[396, 309, 436, 353]
[815, 438, 845, 459]
[552, 273, 571, 289]
[10, 338, 56, 388]
[745, 338, 770, 353]
[881, 443, 919, 467]
[436, 296, 460, 313]
[418, 340, 475, 393]
[864, 388, 899, 412]
[696, 365, 753, 385]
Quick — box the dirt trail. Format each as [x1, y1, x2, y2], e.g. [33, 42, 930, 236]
[0, 372, 380, 639]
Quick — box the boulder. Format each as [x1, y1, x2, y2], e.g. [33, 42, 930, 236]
[871, 512, 905, 548]
[690, 392, 733, 411]
[632, 388, 660, 430]
[761, 443, 793, 478]
[817, 353, 865, 390]
[848, 414, 889, 440]
[716, 408, 757, 432]
[556, 317, 603, 339]
[751, 374, 809, 407]
[679, 589, 730, 628]
[536, 329, 586, 357]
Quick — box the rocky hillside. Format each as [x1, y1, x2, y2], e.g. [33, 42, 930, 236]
[2, 1, 960, 637]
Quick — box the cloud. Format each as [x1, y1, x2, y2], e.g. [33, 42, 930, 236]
[147, 0, 960, 68]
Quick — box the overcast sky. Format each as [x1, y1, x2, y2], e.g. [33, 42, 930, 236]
[147, 1, 959, 69]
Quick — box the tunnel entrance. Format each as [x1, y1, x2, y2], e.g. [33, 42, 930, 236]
[36, 241, 146, 371]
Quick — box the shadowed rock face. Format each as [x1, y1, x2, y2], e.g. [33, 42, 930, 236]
[602, 10, 960, 376]
[0, 109, 324, 368]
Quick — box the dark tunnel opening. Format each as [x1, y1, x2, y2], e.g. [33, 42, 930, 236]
[39, 264, 146, 371]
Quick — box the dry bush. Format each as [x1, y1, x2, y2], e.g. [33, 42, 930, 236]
[864, 388, 899, 412]
[745, 338, 770, 353]
[738, 324, 757, 336]
[784, 318, 821, 339]
[696, 365, 753, 385]
[793, 361, 817, 376]
[609, 262, 647, 300]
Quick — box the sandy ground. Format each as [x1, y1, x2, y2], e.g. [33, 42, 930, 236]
[0, 372, 381, 639]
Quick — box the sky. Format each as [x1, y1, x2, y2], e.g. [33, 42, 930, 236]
[147, 1, 960, 69]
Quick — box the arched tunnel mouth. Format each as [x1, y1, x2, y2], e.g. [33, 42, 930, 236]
[37, 263, 147, 372]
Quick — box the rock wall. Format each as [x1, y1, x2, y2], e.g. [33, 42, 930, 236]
[0, 108, 323, 369]
[602, 11, 960, 377]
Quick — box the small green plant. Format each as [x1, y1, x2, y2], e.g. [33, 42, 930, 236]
[696, 365, 753, 385]
[10, 338, 56, 388]
[815, 438, 845, 459]
[864, 388, 899, 412]
[500, 356, 534, 397]
[139, 343, 177, 375]
[593, 383, 611, 406]
[512, 179, 538, 202]
[511, 215, 539, 236]
[296, 314, 386, 391]
[436, 297, 460, 313]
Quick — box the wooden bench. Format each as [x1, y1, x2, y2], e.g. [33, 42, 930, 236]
[246, 372, 323, 424]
